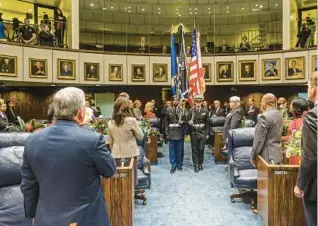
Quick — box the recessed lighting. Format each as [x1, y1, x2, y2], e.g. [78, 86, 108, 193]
[128, 6, 131, 9]
[142, 8, 145, 11]
[226, 10, 229, 13]
[28, 8, 32, 12]
[226, 6, 229, 9]
[195, 8, 197, 10]
[158, 8, 160, 10]
[158, 12, 161, 14]
[178, 14, 181, 17]
[241, 8, 244, 10]
[260, 5, 263, 8]
[252, 9, 255, 11]
[128, 10, 131, 13]
[110, 6, 114, 9]
[90, 3, 94, 7]
[0, 3, 2, 6]
[209, 12, 211, 14]
[176, 12, 179, 14]
[195, 12, 197, 14]
[125, 7, 127, 10]
[189, 8, 192, 10]
[256, 4, 258, 7]
[190, 12, 193, 14]
[208, 8, 211, 10]
[176, 8, 179, 11]
[275, 4, 278, 6]
[102, 7, 106, 10]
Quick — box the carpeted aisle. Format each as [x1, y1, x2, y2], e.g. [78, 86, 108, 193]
[134, 141, 261, 226]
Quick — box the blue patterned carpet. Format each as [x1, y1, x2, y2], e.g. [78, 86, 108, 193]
[134, 141, 262, 226]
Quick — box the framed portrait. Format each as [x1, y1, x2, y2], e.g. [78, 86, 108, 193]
[57, 59, 76, 80]
[202, 63, 211, 82]
[239, 60, 257, 81]
[109, 64, 123, 81]
[312, 55, 318, 73]
[262, 58, 281, 80]
[153, 63, 168, 82]
[84, 62, 99, 81]
[132, 64, 145, 82]
[285, 57, 305, 80]
[216, 61, 234, 82]
[29, 58, 47, 78]
[0, 55, 17, 77]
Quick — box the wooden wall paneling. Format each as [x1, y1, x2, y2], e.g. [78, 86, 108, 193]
[79, 53, 104, 84]
[236, 54, 259, 85]
[149, 56, 170, 86]
[52, 50, 80, 84]
[283, 51, 309, 84]
[258, 53, 283, 85]
[202, 56, 215, 85]
[23, 47, 53, 83]
[127, 55, 150, 85]
[104, 54, 128, 85]
[0, 44, 23, 81]
[214, 55, 237, 85]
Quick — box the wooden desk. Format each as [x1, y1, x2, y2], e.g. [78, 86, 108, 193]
[214, 131, 227, 164]
[146, 133, 158, 165]
[101, 158, 135, 226]
[257, 156, 305, 226]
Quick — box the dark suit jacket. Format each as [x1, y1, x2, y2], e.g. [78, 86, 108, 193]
[214, 107, 225, 117]
[224, 106, 231, 116]
[250, 107, 283, 164]
[20, 120, 116, 226]
[223, 107, 243, 141]
[296, 105, 317, 201]
[246, 105, 259, 123]
[0, 112, 8, 131]
[6, 108, 17, 124]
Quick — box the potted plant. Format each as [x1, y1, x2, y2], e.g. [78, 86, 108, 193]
[285, 129, 302, 165]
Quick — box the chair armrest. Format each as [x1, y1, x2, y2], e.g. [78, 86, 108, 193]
[228, 159, 239, 177]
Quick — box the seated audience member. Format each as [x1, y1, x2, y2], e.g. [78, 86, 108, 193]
[294, 72, 317, 226]
[213, 100, 225, 117]
[224, 101, 231, 116]
[222, 96, 244, 150]
[286, 97, 308, 140]
[20, 87, 116, 226]
[246, 98, 259, 125]
[203, 101, 208, 110]
[38, 24, 54, 47]
[144, 102, 156, 118]
[129, 100, 136, 118]
[151, 99, 160, 118]
[18, 18, 36, 44]
[239, 36, 251, 52]
[250, 93, 283, 165]
[6, 99, 17, 124]
[277, 97, 289, 120]
[118, 92, 129, 100]
[0, 99, 8, 131]
[133, 100, 143, 120]
[108, 97, 144, 160]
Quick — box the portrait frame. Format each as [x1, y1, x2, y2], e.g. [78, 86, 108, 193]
[0, 54, 18, 77]
[153, 63, 168, 82]
[84, 62, 100, 81]
[238, 60, 257, 81]
[312, 55, 318, 73]
[261, 58, 281, 81]
[109, 64, 123, 81]
[216, 61, 234, 82]
[202, 63, 211, 82]
[285, 57, 305, 80]
[29, 58, 48, 78]
[57, 59, 76, 80]
[131, 64, 146, 82]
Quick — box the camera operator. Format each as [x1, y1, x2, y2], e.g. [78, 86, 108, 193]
[18, 18, 36, 44]
[0, 13, 7, 41]
[296, 23, 311, 48]
[305, 17, 316, 47]
[38, 24, 54, 47]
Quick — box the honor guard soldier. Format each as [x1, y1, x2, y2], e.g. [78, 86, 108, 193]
[188, 94, 210, 173]
[165, 96, 187, 174]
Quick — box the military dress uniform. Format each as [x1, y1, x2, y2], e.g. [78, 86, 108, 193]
[188, 96, 210, 172]
[165, 106, 186, 173]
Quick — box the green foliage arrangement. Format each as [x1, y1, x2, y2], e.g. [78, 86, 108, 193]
[285, 129, 302, 158]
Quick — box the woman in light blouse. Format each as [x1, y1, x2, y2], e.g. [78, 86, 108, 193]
[144, 102, 156, 118]
[133, 99, 143, 120]
[108, 97, 144, 159]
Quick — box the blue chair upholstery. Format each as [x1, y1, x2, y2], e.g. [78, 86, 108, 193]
[0, 133, 32, 226]
[228, 127, 256, 189]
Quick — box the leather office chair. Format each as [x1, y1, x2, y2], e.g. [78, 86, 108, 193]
[228, 128, 257, 210]
[209, 116, 226, 153]
[0, 133, 32, 226]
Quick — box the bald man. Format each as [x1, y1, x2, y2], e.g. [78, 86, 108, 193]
[251, 93, 283, 165]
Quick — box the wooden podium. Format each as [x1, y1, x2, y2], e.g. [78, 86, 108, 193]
[257, 156, 305, 226]
[214, 131, 227, 163]
[101, 158, 135, 226]
[146, 133, 158, 164]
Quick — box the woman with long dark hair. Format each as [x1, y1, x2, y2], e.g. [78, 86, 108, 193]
[54, 8, 67, 47]
[107, 97, 144, 159]
[287, 97, 309, 138]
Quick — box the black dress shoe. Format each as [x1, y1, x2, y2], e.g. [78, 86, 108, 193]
[170, 167, 176, 174]
[199, 165, 203, 171]
[178, 166, 183, 171]
[194, 166, 199, 173]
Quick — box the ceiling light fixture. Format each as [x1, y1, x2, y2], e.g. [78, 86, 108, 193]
[102, 7, 106, 10]
[241, 8, 244, 10]
[275, 4, 278, 7]
[128, 6, 131, 9]
[256, 4, 258, 7]
[195, 8, 197, 10]
[226, 10, 229, 13]
[195, 12, 197, 14]
[0, 2, 2, 6]
[178, 14, 181, 17]
[190, 8, 192, 10]
[208, 8, 211, 10]
[90, 3, 94, 7]
[176, 8, 179, 11]
[125, 7, 127, 10]
[128, 10, 131, 13]
[260, 5, 263, 8]
[158, 12, 161, 14]
[110, 6, 114, 9]
[209, 12, 211, 14]
[226, 6, 229, 9]
[252, 9, 255, 11]
[190, 12, 193, 14]
[158, 8, 160, 10]
[142, 8, 145, 11]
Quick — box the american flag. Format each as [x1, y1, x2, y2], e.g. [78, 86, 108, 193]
[188, 27, 206, 105]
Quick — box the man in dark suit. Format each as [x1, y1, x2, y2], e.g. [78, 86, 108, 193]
[0, 99, 8, 131]
[222, 96, 244, 150]
[294, 72, 317, 226]
[250, 93, 283, 165]
[246, 98, 259, 125]
[20, 87, 116, 226]
[288, 60, 301, 76]
[212, 100, 225, 117]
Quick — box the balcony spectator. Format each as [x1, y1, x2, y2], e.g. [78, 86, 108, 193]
[54, 9, 67, 47]
[239, 36, 251, 52]
[18, 18, 36, 44]
[296, 23, 311, 48]
[305, 17, 316, 48]
[38, 24, 54, 47]
[0, 13, 7, 41]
